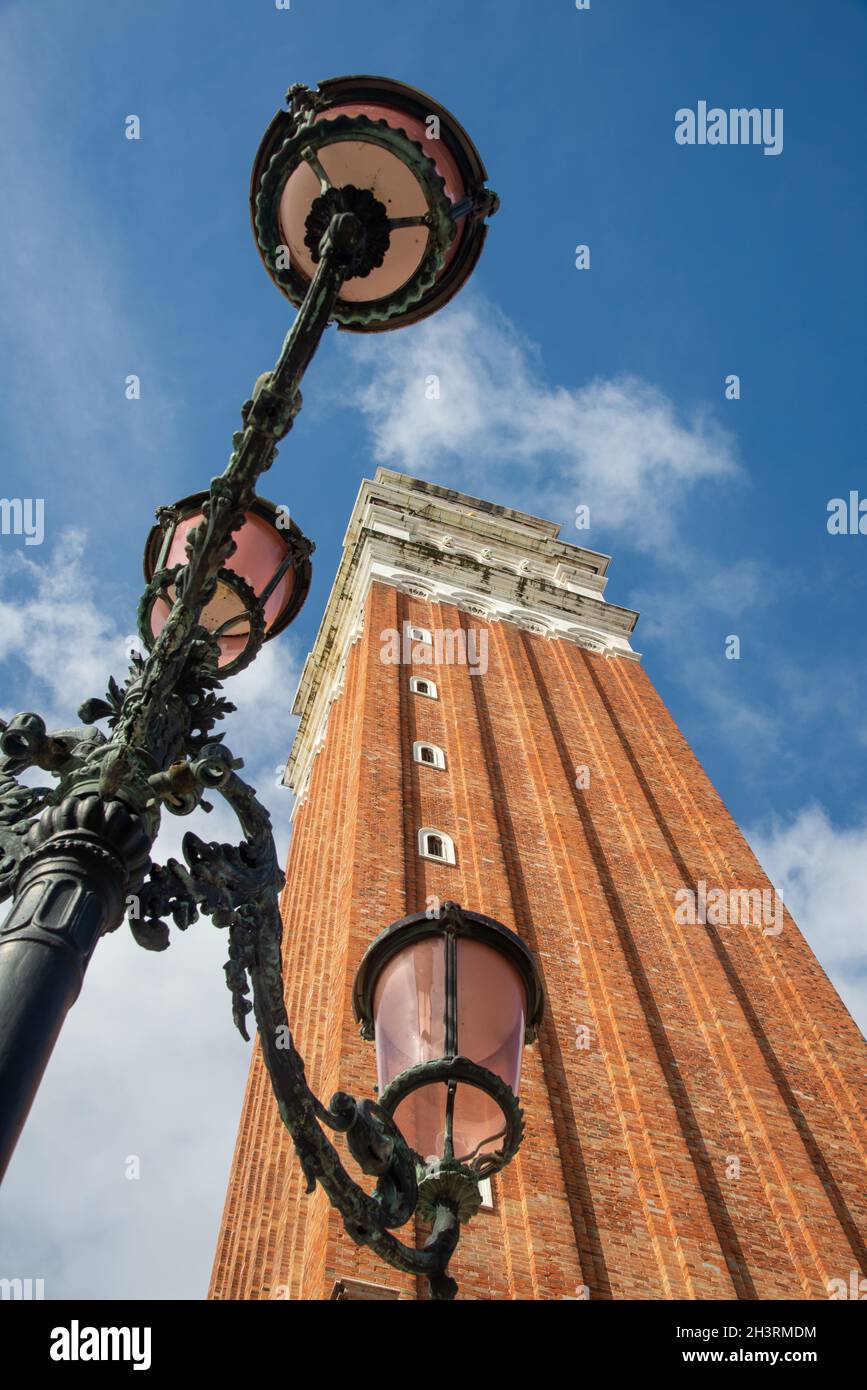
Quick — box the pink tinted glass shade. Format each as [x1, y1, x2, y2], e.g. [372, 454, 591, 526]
[148, 510, 296, 669]
[393, 1085, 448, 1166]
[279, 100, 467, 304]
[372, 935, 527, 1163]
[393, 1082, 514, 1167]
[456, 939, 525, 1096]
[374, 938, 445, 1088]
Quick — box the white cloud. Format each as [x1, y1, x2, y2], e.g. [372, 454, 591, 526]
[747, 805, 867, 1036]
[0, 532, 131, 711]
[344, 298, 740, 552]
[0, 533, 301, 1297]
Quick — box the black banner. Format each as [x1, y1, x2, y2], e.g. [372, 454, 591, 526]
[4, 1296, 863, 1375]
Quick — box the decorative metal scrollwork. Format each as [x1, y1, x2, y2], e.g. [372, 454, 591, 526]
[0, 203, 474, 1299]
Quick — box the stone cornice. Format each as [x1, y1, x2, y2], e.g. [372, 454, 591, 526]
[284, 469, 641, 802]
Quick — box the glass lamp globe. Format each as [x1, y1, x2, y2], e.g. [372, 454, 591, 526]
[353, 904, 544, 1180]
[251, 75, 499, 332]
[141, 493, 313, 676]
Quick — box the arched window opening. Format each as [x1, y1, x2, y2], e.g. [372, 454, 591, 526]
[413, 741, 446, 770]
[417, 827, 456, 865]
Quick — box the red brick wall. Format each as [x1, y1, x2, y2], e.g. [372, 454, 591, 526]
[209, 581, 867, 1300]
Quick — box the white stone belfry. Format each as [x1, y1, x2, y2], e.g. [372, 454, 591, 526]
[284, 468, 640, 798]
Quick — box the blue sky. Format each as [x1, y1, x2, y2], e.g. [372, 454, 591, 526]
[0, 0, 866, 1299]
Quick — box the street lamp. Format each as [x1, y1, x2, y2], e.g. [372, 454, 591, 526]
[251, 75, 499, 331]
[0, 76, 527, 1299]
[354, 904, 544, 1223]
[141, 493, 313, 676]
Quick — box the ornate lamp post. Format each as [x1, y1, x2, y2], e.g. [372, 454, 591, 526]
[0, 76, 535, 1299]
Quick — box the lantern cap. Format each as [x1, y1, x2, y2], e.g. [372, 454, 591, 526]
[352, 901, 545, 1044]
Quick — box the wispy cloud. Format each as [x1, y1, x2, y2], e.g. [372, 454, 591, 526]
[747, 805, 867, 1036]
[0, 532, 133, 713]
[630, 545, 867, 790]
[343, 297, 740, 553]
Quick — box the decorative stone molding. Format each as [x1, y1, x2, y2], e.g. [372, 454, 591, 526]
[569, 632, 605, 652]
[513, 615, 551, 637]
[284, 469, 641, 799]
[449, 591, 494, 620]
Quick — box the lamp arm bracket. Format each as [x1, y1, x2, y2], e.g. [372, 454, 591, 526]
[251, 898, 460, 1297]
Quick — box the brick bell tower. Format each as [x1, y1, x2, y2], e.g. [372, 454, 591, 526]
[209, 468, 867, 1301]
